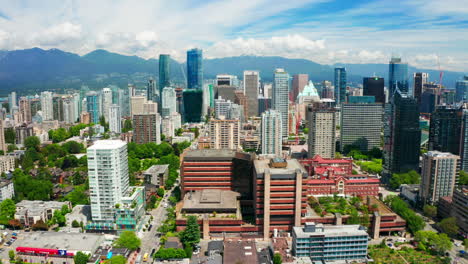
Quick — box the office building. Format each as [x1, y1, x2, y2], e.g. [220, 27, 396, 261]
[209, 118, 240, 150]
[296, 81, 321, 119]
[292, 223, 369, 263]
[429, 105, 462, 155]
[86, 91, 100, 124]
[40, 91, 54, 121]
[18, 97, 31, 124]
[334, 67, 347, 104]
[214, 97, 233, 119]
[161, 117, 175, 138]
[452, 187, 468, 236]
[30, 98, 41, 117]
[159, 54, 170, 96]
[214, 85, 237, 103]
[258, 97, 272, 115]
[0, 119, 6, 153]
[216, 74, 237, 86]
[161, 87, 177, 117]
[292, 74, 309, 102]
[363, 77, 385, 103]
[109, 104, 121, 133]
[62, 97, 75, 124]
[102, 87, 113, 121]
[307, 104, 336, 158]
[272, 68, 290, 139]
[243, 71, 260, 117]
[261, 110, 282, 156]
[420, 151, 459, 204]
[321, 80, 333, 99]
[187, 48, 203, 90]
[383, 90, 421, 181]
[253, 158, 307, 239]
[340, 101, 383, 152]
[52, 96, 64, 121]
[414, 72, 429, 102]
[456, 76, 468, 102]
[130, 96, 147, 116]
[87, 140, 129, 222]
[389, 57, 409, 96]
[8, 92, 17, 113]
[132, 112, 161, 144]
[146, 78, 157, 104]
[183, 89, 203, 123]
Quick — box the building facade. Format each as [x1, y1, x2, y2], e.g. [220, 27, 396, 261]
[389, 57, 409, 96]
[187, 48, 203, 90]
[18, 97, 32, 124]
[243, 71, 260, 117]
[261, 110, 282, 156]
[40, 91, 54, 121]
[159, 54, 171, 99]
[0, 119, 7, 153]
[86, 91, 100, 124]
[456, 76, 468, 102]
[272, 69, 290, 139]
[0, 179, 14, 202]
[307, 104, 336, 158]
[209, 118, 240, 150]
[452, 187, 468, 236]
[292, 74, 309, 102]
[161, 87, 177, 117]
[109, 104, 121, 134]
[334, 68, 347, 104]
[363, 77, 385, 104]
[413, 72, 429, 102]
[132, 113, 161, 144]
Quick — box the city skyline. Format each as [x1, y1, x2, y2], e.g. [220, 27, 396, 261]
[0, 0, 467, 72]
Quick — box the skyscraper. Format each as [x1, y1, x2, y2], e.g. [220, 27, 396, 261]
[388, 57, 409, 96]
[334, 67, 347, 104]
[146, 79, 157, 103]
[420, 151, 459, 205]
[383, 90, 421, 181]
[161, 87, 177, 117]
[109, 104, 121, 134]
[429, 105, 462, 155]
[62, 98, 75, 124]
[307, 104, 336, 158]
[8, 92, 17, 114]
[363, 77, 385, 104]
[183, 90, 203, 123]
[86, 91, 100, 124]
[40, 91, 54, 121]
[159, 54, 170, 94]
[340, 100, 383, 152]
[102, 87, 113, 121]
[243, 71, 260, 117]
[0, 119, 6, 153]
[187, 48, 203, 90]
[18, 97, 31, 124]
[209, 118, 240, 150]
[261, 110, 282, 156]
[273, 68, 289, 139]
[53, 96, 64, 121]
[413, 72, 429, 102]
[456, 76, 468, 102]
[130, 96, 147, 117]
[132, 102, 161, 144]
[87, 140, 129, 222]
[292, 74, 309, 102]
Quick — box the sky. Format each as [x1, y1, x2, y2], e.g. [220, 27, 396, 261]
[0, 0, 467, 71]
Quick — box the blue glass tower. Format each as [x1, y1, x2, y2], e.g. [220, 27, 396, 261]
[389, 57, 409, 97]
[456, 76, 468, 102]
[86, 92, 100, 124]
[334, 67, 346, 104]
[187, 48, 203, 90]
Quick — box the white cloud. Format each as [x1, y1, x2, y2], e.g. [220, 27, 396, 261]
[34, 22, 83, 46]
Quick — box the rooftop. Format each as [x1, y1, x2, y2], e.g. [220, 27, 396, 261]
[181, 190, 239, 212]
[184, 149, 237, 159]
[16, 200, 69, 217]
[143, 164, 169, 175]
[88, 140, 126, 150]
[254, 158, 306, 175]
[0, 179, 12, 188]
[293, 222, 368, 238]
[17, 231, 104, 253]
[223, 239, 258, 264]
[425, 151, 459, 158]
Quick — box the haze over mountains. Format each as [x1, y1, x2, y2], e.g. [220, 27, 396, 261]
[0, 48, 465, 96]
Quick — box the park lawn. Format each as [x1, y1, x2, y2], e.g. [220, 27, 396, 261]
[369, 246, 446, 264]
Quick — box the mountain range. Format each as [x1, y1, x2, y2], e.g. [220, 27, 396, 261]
[0, 47, 465, 96]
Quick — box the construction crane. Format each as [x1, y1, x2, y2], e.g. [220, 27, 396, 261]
[437, 55, 444, 95]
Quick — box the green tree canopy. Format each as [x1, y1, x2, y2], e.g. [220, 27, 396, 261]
[24, 136, 41, 150]
[122, 119, 133, 133]
[423, 205, 437, 218]
[180, 215, 200, 247]
[386, 196, 424, 234]
[74, 252, 90, 264]
[415, 230, 452, 255]
[0, 199, 16, 219]
[105, 255, 126, 264]
[459, 170, 468, 186]
[114, 231, 141, 251]
[438, 217, 459, 237]
[273, 253, 283, 264]
[389, 170, 420, 189]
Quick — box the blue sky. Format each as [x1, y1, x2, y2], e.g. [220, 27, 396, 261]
[0, 0, 467, 71]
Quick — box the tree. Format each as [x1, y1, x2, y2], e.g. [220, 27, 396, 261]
[438, 217, 459, 237]
[72, 220, 81, 228]
[74, 251, 90, 264]
[4, 128, 15, 144]
[415, 230, 452, 255]
[386, 196, 424, 234]
[105, 255, 126, 264]
[464, 238, 468, 250]
[114, 231, 141, 250]
[184, 244, 193, 259]
[389, 170, 420, 189]
[157, 188, 165, 197]
[31, 220, 48, 231]
[24, 136, 41, 150]
[52, 210, 66, 226]
[459, 170, 468, 186]
[62, 141, 85, 154]
[122, 119, 133, 133]
[9, 250, 15, 260]
[0, 199, 16, 219]
[423, 205, 437, 218]
[64, 185, 89, 205]
[180, 215, 200, 247]
[273, 253, 282, 264]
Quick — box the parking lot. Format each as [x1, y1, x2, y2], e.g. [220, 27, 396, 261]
[0, 230, 23, 263]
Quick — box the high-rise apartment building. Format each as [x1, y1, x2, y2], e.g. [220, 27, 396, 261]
[307, 104, 336, 158]
[340, 100, 383, 152]
[187, 48, 203, 90]
[261, 110, 282, 156]
[87, 140, 129, 222]
[161, 87, 177, 117]
[243, 71, 260, 117]
[334, 67, 347, 104]
[429, 105, 462, 156]
[413, 72, 429, 102]
[18, 97, 31, 124]
[292, 74, 309, 102]
[40, 91, 54, 121]
[86, 91, 100, 124]
[0, 119, 6, 153]
[420, 151, 459, 205]
[452, 187, 468, 236]
[383, 90, 421, 181]
[8, 92, 17, 113]
[389, 57, 409, 96]
[147, 78, 157, 103]
[159, 54, 170, 96]
[214, 97, 233, 119]
[132, 112, 161, 144]
[102, 87, 113, 121]
[109, 104, 121, 133]
[130, 96, 147, 117]
[53, 96, 64, 122]
[62, 98, 75, 124]
[273, 68, 289, 139]
[321, 81, 333, 99]
[363, 77, 385, 104]
[209, 118, 240, 150]
[456, 76, 468, 102]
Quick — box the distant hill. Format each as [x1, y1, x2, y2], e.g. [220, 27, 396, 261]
[0, 47, 465, 96]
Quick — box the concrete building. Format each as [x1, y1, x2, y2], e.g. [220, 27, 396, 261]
[253, 158, 307, 239]
[18, 97, 32, 124]
[8, 91, 17, 113]
[340, 101, 383, 152]
[0, 179, 14, 202]
[292, 223, 369, 263]
[40, 91, 54, 121]
[15, 124, 34, 145]
[87, 140, 129, 222]
[109, 104, 121, 134]
[132, 112, 161, 144]
[62, 97, 76, 124]
[15, 200, 71, 226]
[161, 117, 175, 138]
[243, 70, 260, 117]
[261, 109, 282, 156]
[307, 104, 336, 158]
[273, 69, 290, 139]
[400, 184, 420, 204]
[143, 165, 169, 188]
[292, 74, 309, 102]
[209, 118, 240, 150]
[214, 97, 233, 119]
[0, 119, 7, 153]
[115, 186, 146, 232]
[216, 74, 237, 86]
[161, 87, 177, 117]
[420, 151, 459, 204]
[101, 87, 113, 122]
[0, 155, 15, 173]
[452, 187, 468, 236]
[130, 96, 147, 116]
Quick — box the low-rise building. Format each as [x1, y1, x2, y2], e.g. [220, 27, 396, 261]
[0, 179, 14, 201]
[400, 184, 420, 204]
[15, 200, 71, 226]
[292, 222, 369, 263]
[0, 155, 16, 173]
[115, 186, 146, 233]
[143, 165, 169, 188]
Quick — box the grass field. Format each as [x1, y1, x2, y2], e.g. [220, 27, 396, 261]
[369, 246, 448, 264]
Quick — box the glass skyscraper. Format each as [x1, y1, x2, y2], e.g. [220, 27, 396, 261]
[334, 67, 347, 104]
[389, 57, 409, 97]
[159, 54, 170, 94]
[456, 76, 468, 102]
[86, 91, 100, 124]
[187, 48, 203, 90]
[183, 89, 203, 123]
[272, 68, 290, 139]
[363, 77, 385, 103]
